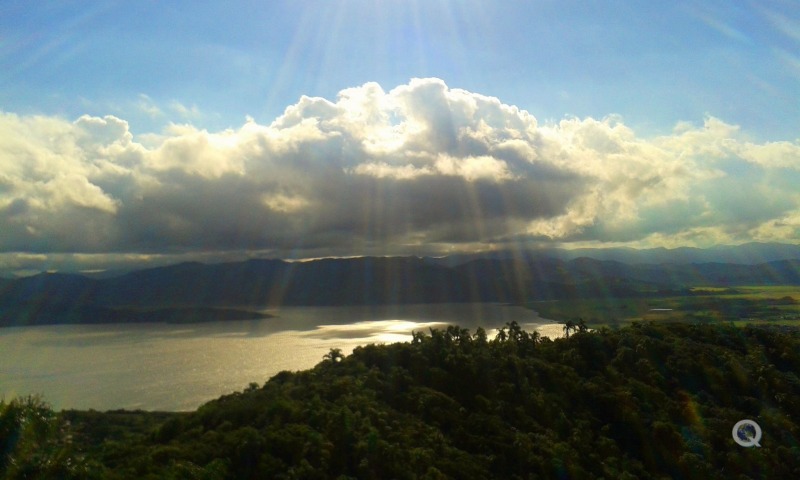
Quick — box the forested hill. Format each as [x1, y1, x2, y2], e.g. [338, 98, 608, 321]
[2, 255, 800, 326]
[5, 323, 799, 478]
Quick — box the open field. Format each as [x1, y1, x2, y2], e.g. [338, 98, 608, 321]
[526, 286, 800, 328]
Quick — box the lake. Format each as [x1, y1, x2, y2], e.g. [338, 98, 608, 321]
[0, 303, 556, 411]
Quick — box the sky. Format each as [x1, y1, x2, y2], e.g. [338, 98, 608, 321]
[0, 0, 799, 274]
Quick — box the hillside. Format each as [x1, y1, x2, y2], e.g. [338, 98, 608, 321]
[3, 323, 799, 479]
[2, 255, 800, 327]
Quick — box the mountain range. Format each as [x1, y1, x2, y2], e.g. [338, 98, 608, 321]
[426, 242, 800, 266]
[2, 245, 800, 327]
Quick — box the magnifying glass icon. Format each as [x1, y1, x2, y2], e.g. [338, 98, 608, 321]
[732, 419, 762, 447]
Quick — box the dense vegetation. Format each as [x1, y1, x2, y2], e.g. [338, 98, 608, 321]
[4, 322, 800, 479]
[528, 286, 800, 326]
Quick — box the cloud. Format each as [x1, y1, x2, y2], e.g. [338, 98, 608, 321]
[1, 78, 799, 272]
[168, 101, 202, 120]
[136, 94, 163, 118]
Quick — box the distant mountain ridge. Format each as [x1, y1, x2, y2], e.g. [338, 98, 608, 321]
[428, 242, 800, 266]
[2, 249, 800, 326]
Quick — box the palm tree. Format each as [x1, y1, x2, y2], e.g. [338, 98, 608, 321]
[323, 348, 344, 363]
[563, 320, 576, 338]
[577, 318, 588, 333]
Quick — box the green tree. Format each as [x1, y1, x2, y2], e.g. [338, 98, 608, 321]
[563, 320, 577, 338]
[0, 396, 91, 479]
[323, 348, 345, 363]
[577, 318, 588, 333]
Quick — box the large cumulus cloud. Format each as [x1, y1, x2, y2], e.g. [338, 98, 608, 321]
[1, 78, 799, 272]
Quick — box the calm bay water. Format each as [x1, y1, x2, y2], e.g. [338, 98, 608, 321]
[0, 303, 554, 411]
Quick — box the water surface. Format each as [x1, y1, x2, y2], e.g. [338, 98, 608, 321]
[0, 303, 553, 411]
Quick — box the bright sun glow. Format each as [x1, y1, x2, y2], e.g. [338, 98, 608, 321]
[0, 1, 797, 273]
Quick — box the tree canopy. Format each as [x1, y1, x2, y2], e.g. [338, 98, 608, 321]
[5, 322, 800, 479]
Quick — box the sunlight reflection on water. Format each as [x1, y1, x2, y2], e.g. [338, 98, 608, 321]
[0, 303, 556, 411]
[303, 319, 448, 341]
